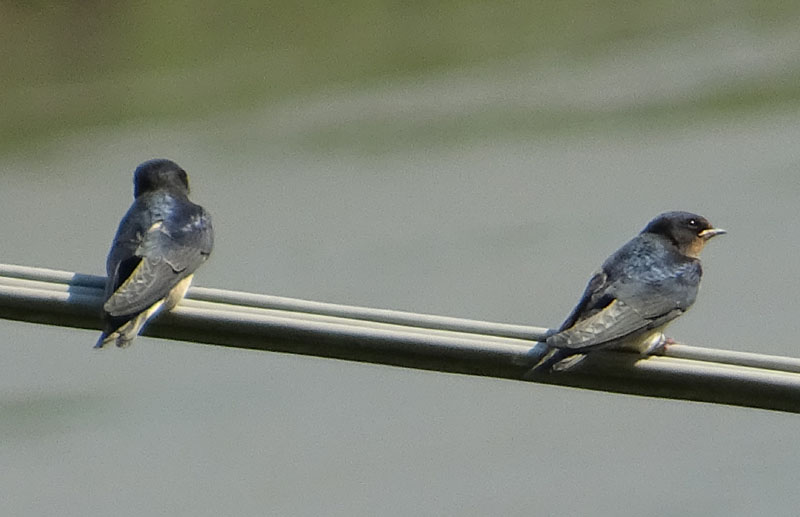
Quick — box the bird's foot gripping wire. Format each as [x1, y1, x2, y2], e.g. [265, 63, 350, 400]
[642, 333, 676, 356]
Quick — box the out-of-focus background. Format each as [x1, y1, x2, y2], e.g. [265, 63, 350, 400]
[2, 2, 800, 515]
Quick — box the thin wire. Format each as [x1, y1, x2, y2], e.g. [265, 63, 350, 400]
[0, 263, 549, 340]
[0, 263, 798, 413]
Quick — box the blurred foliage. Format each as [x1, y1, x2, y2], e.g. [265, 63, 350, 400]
[2, 1, 800, 149]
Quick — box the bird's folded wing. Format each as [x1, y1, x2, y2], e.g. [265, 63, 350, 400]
[547, 298, 681, 351]
[104, 219, 208, 316]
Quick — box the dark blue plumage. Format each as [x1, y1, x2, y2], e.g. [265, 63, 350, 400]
[95, 159, 214, 348]
[530, 211, 724, 373]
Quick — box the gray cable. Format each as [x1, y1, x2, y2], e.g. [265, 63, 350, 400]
[0, 263, 798, 413]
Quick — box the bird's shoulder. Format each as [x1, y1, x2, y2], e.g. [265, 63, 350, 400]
[135, 192, 212, 245]
[603, 233, 701, 286]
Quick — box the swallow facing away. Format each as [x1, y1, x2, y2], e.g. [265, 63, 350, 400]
[528, 211, 725, 373]
[95, 159, 214, 348]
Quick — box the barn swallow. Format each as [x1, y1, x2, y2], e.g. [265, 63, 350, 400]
[527, 211, 725, 373]
[95, 159, 214, 348]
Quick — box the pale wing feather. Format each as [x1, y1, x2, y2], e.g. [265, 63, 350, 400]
[548, 299, 684, 351]
[104, 256, 177, 316]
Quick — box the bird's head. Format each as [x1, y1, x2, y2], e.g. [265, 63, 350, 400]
[642, 211, 726, 258]
[133, 159, 190, 198]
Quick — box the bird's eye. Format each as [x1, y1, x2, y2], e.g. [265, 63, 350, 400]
[687, 218, 698, 229]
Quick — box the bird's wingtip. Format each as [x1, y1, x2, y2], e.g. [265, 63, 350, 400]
[521, 347, 564, 379]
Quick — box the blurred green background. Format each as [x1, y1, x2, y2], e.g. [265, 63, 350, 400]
[2, 2, 800, 516]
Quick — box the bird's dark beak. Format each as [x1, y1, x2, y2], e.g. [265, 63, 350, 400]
[699, 227, 726, 240]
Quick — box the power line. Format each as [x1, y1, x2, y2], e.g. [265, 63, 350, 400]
[0, 263, 798, 413]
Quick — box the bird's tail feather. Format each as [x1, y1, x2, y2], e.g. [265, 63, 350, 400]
[94, 310, 152, 348]
[522, 348, 587, 378]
